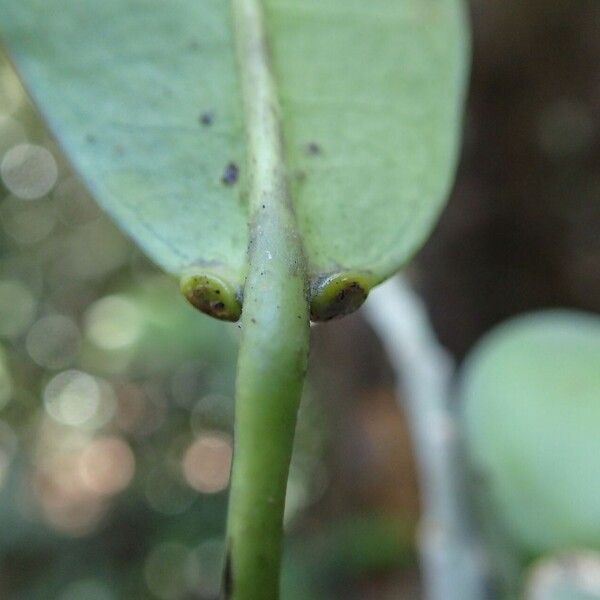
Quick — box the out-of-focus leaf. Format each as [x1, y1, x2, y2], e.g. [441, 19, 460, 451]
[460, 310, 600, 555]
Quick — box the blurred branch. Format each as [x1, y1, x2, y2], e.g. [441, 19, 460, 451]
[363, 275, 487, 600]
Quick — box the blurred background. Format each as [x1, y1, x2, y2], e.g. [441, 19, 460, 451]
[0, 1, 598, 598]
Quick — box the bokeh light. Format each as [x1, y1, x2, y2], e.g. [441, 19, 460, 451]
[26, 314, 81, 369]
[43, 370, 115, 429]
[78, 436, 135, 496]
[182, 432, 232, 494]
[84, 295, 142, 351]
[0, 143, 58, 200]
[33, 438, 107, 538]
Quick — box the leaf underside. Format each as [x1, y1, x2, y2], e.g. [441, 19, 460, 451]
[0, 0, 468, 297]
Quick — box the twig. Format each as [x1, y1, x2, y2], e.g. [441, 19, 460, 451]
[363, 275, 487, 600]
[223, 1, 311, 597]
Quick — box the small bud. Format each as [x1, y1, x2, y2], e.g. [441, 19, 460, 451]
[310, 272, 376, 321]
[180, 271, 242, 322]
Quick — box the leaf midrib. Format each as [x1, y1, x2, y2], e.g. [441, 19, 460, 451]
[231, 0, 298, 225]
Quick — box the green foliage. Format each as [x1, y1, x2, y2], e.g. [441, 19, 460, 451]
[0, 0, 468, 301]
[0, 2, 469, 596]
[460, 310, 600, 557]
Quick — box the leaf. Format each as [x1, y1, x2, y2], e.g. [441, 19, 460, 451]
[0, 0, 468, 309]
[459, 310, 600, 556]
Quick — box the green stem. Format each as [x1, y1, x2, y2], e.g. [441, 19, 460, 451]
[224, 0, 310, 598]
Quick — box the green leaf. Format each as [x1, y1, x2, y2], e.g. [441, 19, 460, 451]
[1, 4, 469, 596]
[460, 310, 600, 556]
[0, 0, 468, 315]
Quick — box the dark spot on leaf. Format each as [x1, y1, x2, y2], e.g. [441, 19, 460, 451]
[200, 112, 214, 126]
[251, 318, 257, 324]
[222, 162, 239, 186]
[306, 142, 321, 156]
[187, 40, 201, 52]
[86, 133, 96, 144]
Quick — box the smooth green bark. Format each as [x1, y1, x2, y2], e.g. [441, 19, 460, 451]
[224, 0, 310, 598]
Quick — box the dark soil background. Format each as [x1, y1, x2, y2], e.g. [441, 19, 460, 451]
[418, 0, 599, 357]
